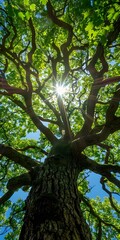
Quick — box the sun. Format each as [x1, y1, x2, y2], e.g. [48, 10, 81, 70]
[56, 84, 67, 96]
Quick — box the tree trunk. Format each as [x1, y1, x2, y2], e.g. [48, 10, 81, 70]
[19, 155, 92, 240]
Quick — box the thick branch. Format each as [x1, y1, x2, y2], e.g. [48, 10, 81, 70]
[0, 144, 39, 170]
[74, 116, 120, 150]
[47, 0, 73, 34]
[0, 173, 31, 205]
[81, 154, 120, 188]
[0, 46, 25, 69]
[7, 173, 31, 191]
[106, 87, 120, 123]
[9, 96, 27, 112]
[97, 221, 102, 240]
[76, 83, 100, 137]
[57, 96, 72, 140]
[87, 85, 120, 141]
[87, 44, 108, 80]
[0, 190, 14, 205]
[76, 44, 108, 138]
[0, 77, 26, 95]
[94, 76, 120, 87]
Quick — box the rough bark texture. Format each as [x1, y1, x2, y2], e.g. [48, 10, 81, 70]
[19, 154, 92, 240]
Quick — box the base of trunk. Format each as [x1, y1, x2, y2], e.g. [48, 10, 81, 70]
[19, 157, 92, 240]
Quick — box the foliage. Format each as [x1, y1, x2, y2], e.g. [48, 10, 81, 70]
[0, 0, 120, 239]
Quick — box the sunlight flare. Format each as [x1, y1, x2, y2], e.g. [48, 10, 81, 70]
[56, 84, 67, 96]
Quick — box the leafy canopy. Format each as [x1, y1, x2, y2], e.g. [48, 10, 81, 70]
[0, 0, 120, 239]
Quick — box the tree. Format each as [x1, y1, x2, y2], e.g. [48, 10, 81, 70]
[0, 0, 120, 239]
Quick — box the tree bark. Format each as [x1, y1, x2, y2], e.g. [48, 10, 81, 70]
[19, 155, 92, 240]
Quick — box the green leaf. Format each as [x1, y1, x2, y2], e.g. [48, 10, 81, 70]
[25, 11, 31, 20]
[18, 12, 25, 20]
[85, 22, 93, 32]
[107, 7, 115, 21]
[40, 0, 48, 4]
[83, 11, 89, 19]
[24, 0, 29, 6]
[30, 3, 36, 11]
